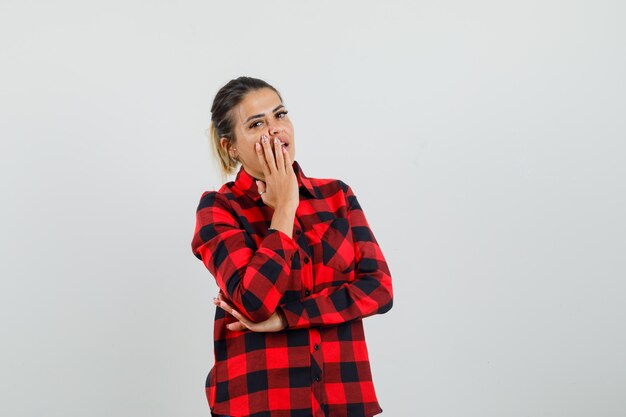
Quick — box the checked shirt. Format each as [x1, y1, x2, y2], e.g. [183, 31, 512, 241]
[191, 160, 393, 417]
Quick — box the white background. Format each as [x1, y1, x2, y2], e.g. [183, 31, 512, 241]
[1, 1, 625, 416]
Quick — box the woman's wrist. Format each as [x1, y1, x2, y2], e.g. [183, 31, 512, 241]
[270, 205, 297, 236]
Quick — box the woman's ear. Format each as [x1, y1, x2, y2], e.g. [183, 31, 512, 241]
[220, 137, 237, 160]
[219, 137, 229, 153]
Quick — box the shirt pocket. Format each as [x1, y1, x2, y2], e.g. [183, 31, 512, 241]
[311, 217, 355, 274]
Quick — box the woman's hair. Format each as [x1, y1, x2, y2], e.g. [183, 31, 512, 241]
[208, 76, 283, 178]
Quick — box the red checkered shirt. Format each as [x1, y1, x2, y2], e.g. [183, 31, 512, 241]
[191, 160, 394, 417]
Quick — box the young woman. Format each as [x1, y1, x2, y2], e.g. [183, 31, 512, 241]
[191, 76, 394, 417]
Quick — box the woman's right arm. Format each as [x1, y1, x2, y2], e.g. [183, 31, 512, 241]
[191, 190, 298, 323]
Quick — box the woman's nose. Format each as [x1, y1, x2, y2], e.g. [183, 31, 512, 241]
[267, 123, 282, 136]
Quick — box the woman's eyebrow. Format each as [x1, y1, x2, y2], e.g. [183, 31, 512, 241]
[243, 104, 285, 124]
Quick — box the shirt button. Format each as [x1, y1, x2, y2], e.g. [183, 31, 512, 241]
[314, 344, 319, 351]
[304, 289, 311, 296]
[295, 229, 301, 235]
[315, 375, 321, 382]
[303, 256, 310, 264]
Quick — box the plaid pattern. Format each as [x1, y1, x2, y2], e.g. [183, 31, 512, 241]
[191, 161, 393, 417]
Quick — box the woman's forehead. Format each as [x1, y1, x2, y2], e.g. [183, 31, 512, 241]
[234, 89, 282, 123]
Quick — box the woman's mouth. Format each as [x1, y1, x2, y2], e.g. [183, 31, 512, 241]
[274, 139, 288, 148]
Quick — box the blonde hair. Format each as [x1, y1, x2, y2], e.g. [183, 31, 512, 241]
[207, 121, 239, 182]
[208, 76, 283, 181]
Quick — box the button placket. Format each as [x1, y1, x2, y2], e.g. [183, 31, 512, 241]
[294, 217, 316, 295]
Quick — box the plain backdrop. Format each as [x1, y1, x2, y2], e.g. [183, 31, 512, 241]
[1, 1, 625, 416]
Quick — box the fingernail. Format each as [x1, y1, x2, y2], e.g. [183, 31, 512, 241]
[274, 137, 279, 143]
[262, 136, 267, 143]
[255, 142, 260, 150]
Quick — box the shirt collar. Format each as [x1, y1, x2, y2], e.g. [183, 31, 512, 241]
[232, 160, 317, 201]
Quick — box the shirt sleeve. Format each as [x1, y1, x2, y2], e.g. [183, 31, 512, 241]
[191, 191, 299, 322]
[277, 182, 394, 329]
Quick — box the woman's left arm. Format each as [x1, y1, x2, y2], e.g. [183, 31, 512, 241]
[275, 182, 394, 329]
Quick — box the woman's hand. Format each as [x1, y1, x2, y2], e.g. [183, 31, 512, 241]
[213, 292, 287, 332]
[254, 135, 298, 211]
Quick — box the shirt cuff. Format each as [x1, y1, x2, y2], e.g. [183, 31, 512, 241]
[276, 306, 289, 329]
[264, 228, 299, 254]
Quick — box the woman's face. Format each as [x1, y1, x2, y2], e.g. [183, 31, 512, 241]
[222, 87, 295, 180]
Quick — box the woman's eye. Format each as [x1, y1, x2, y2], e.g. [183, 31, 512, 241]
[249, 111, 287, 129]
